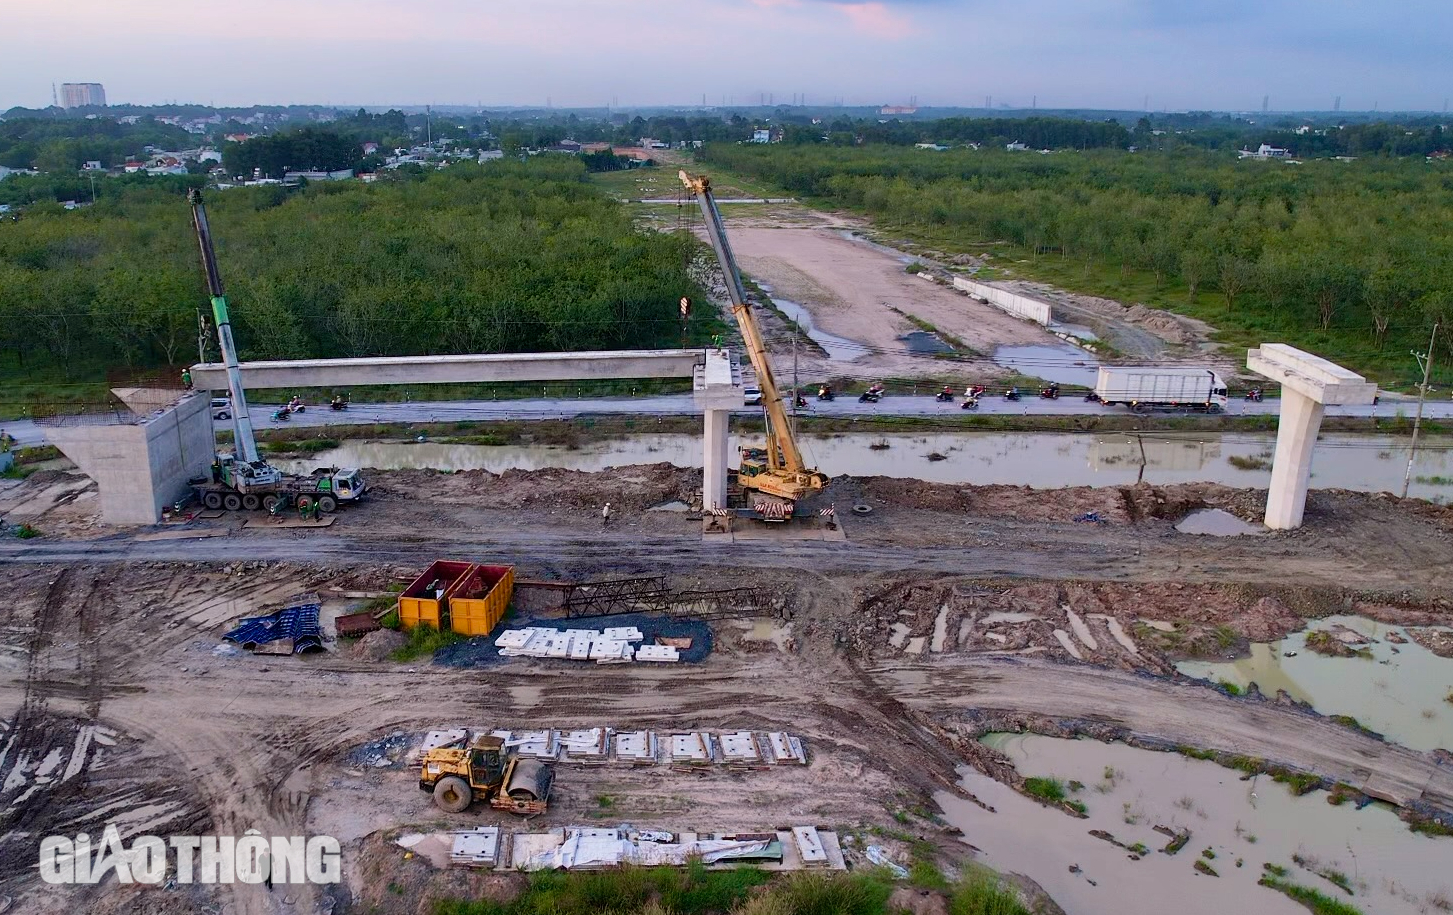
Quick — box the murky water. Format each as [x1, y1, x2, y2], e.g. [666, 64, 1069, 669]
[1178, 616, 1453, 752]
[770, 297, 866, 361]
[936, 735, 1452, 915]
[992, 342, 1101, 386]
[899, 331, 954, 354]
[274, 431, 1453, 502]
[1175, 508, 1264, 536]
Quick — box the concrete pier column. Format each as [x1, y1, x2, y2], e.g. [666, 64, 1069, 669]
[1247, 344, 1377, 531]
[702, 408, 730, 511]
[1263, 390, 1324, 530]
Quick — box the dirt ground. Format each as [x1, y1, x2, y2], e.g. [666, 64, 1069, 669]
[3, 465, 1453, 914]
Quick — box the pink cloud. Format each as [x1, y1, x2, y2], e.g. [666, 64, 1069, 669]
[830, 2, 917, 38]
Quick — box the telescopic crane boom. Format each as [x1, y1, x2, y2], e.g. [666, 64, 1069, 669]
[679, 170, 827, 504]
[188, 188, 265, 468]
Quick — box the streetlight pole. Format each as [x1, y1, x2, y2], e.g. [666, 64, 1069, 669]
[1401, 323, 1438, 498]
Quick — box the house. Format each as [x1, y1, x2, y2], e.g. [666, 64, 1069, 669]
[362, 142, 380, 156]
[1238, 143, 1289, 159]
[879, 105, 918, 115]
[638, 137, 669, 149]
[751, 129, 771, 143]
[914, 143, 949, 151]
[224, 133, 254, 143]
[123, 160, 146, 173]
[478, 149, 504, 163]
[83, 160, 104, 171]
[1006, 141, 1028, 151]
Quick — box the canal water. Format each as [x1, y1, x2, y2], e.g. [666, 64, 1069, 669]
[991, 341, 1101, 387]
[935, 735, 1452, 915]
[1178, 615, 1453, 752]
[273, 431, 1453, 502]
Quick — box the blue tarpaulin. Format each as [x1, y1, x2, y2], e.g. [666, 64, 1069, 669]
[223, 603, 323, 654]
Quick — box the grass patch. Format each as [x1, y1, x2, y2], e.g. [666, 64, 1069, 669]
[1328, 715, 1377, 737]
[1264, 863, 1289, 878]
[266, 437, 340, 454]
[1415, 475, 1453, 486]
[1270, 769, 1323, 796]
[1317, 869, 1353, 895]
[390, 623, 463, 662]
[378, 608, 400, 630]
[1217, 680, 1244, 697]
[1228, 454, 1272, 472]
[1259, 876, 1367, 915]
[1177, 745, 1217, 762]
[1022, 777, 1066, 804]
[1194, 859, 1219, 877]
[1408, 814, 1453, 838]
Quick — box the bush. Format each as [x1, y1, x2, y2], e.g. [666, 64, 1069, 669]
[1022, 777, 1067, 804]
[390, 623, 463, 661]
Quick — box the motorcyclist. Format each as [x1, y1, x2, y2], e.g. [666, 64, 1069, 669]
[818, 384, 832, 399]
[868, 382, 884, 396]
[331, 394, 345, 409]
[287, 394, 302, 412]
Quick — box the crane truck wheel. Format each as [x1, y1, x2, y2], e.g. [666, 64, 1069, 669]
[203, 492, 223, 510]
[262, 495, 283, 512]
[432, 776, 472, 813]
[223, 494, 243, 511]
[317, 495, 338, 513]
[242, 494, 261, 511]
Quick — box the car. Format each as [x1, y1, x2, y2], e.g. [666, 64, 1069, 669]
[743, 387, 762, 406]
[211, 397, 231, 421]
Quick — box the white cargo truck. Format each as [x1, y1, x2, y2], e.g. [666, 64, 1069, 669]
[1094, 367, 1229, 414]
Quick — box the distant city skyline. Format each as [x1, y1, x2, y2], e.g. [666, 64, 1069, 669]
[6, 0, 1450, 113]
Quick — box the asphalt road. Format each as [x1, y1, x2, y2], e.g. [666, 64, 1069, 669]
[7, 392, 1452, 448]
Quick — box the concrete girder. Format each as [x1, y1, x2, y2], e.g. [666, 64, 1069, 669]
[189, 349, 704, 392]
[1247, 345, 1378, 530]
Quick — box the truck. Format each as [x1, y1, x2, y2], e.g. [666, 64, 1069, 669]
[1094, 366, 1229, 414]
[185, 189, 365, 515]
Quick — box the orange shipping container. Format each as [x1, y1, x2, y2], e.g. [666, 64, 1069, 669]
[446, 565, 514, 637]
[398, 560, 476, 630]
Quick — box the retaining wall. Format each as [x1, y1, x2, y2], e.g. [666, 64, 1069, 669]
[952, 277, 1052, 325]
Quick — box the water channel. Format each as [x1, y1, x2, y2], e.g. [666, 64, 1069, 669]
[274, 431, 1453, 502]
[1178, 615, 1453, 751]
[935, 735, 1452, 915]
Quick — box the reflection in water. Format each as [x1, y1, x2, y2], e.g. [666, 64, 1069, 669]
[938, 736, 1452, 915]
[991, 342, 1101, 386]
[771, 297, 866, 362]
[1178, 615, 1453, 751]
[274, 432, 1453, 501]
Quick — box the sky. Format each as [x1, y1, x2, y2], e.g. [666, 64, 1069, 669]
[4, 0, 1451, 112]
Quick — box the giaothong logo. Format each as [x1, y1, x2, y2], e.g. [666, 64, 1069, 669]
[39, 826, 341, 885]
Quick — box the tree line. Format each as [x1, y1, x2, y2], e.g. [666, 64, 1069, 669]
[220, 129, 364, 178]
[0, 116, 197, 171]
[0, 159, 708, 383]
[702, 143, 1453, 369]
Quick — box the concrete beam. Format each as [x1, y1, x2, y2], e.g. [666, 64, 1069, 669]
[1247, 344, 1377, 530]
[44, 391, 215, 525]
[189, 349, 704, 391]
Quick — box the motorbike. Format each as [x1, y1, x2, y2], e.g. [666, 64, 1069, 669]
[960, 396, 979, 410]
[1084, 391, 1101, 403]
[817, 389, 835, 402]
[859, 390, 882, 404]
[330, 398, 348, 411]
[935, 390, 955, 402]
[794, 395, 808, 408]
[271, 408, 291, 422]
[1245, 389, 1264, 402]
[1004, 389, 1022, 402]
[1039, 385, 1060, 400]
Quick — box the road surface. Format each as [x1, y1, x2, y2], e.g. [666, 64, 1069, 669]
[6, 392, 1451, 448]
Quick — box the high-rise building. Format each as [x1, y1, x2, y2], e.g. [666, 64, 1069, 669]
[60, 83, 107, 108]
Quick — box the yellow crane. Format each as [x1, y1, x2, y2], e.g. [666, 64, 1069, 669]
[680, 170, 828, 512]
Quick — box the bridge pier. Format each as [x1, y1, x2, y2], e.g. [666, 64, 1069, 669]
[1247, 344, 1378, 530]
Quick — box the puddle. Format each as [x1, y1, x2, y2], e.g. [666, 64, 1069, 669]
[991, 342, 1101, 386]
[1176, 508, 1263, 536]
[980, 612, 1042, 625]
[273, 432, 1453, 501]
[1049, 321, 1100, 342]
[1178, 615, 1453, 751]
[899, 331, 954, 354]
[771, 297, 866, 361]
[937, 735, 1453, 915]
[740, 620, 794, 651]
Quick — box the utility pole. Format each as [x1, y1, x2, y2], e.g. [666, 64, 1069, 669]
[1401, 323, 1438, 498]
[791, 332, 799, 417]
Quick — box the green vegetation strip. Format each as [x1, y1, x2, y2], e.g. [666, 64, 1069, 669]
[1258, 876, 1366, 915]
[430, 864, 1029, 915]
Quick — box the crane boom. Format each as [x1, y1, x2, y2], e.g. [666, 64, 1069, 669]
[187, 188, 262, 465]
[680, 170, 826, 503]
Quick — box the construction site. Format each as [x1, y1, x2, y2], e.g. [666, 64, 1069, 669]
[0, 176, 1451, 915]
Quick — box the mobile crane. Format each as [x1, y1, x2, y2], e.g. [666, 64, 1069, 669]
[679, 171, 828, 516]
[185, 189, 366, 514]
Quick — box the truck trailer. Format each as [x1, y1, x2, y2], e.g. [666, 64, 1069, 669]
[1094, 367, 1229, 414]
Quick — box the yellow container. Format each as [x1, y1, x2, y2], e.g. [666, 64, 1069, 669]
[398, 560, 475, 630]
[446, 565, 514, 637]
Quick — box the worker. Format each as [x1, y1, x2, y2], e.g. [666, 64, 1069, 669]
[602, 502, 612, 527]
[181, 368, 192, 388]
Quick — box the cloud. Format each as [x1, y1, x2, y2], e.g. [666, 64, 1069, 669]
[828, 1, 917, 37]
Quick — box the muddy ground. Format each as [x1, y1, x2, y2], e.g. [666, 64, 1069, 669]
[2, 464, 1452, 914]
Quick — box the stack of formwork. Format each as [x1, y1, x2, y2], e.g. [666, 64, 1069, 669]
[451, 827, 503, 868]
[613, 730, 658, 766]
[492, 730, 559, 759]
[669, 732, 714, 770]
[560, 728, 611, 764]
[767, 732, 808, 765]
[718, 731, 768, 770]
[406, 728, 469, 765]
[791, 827, 829, 868]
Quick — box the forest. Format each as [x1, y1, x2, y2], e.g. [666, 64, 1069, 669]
[220, 128, 365, 178]
[0, 159, 707, 392]
[0, 116, 196, 171]
[702, 143, 1453, 377]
